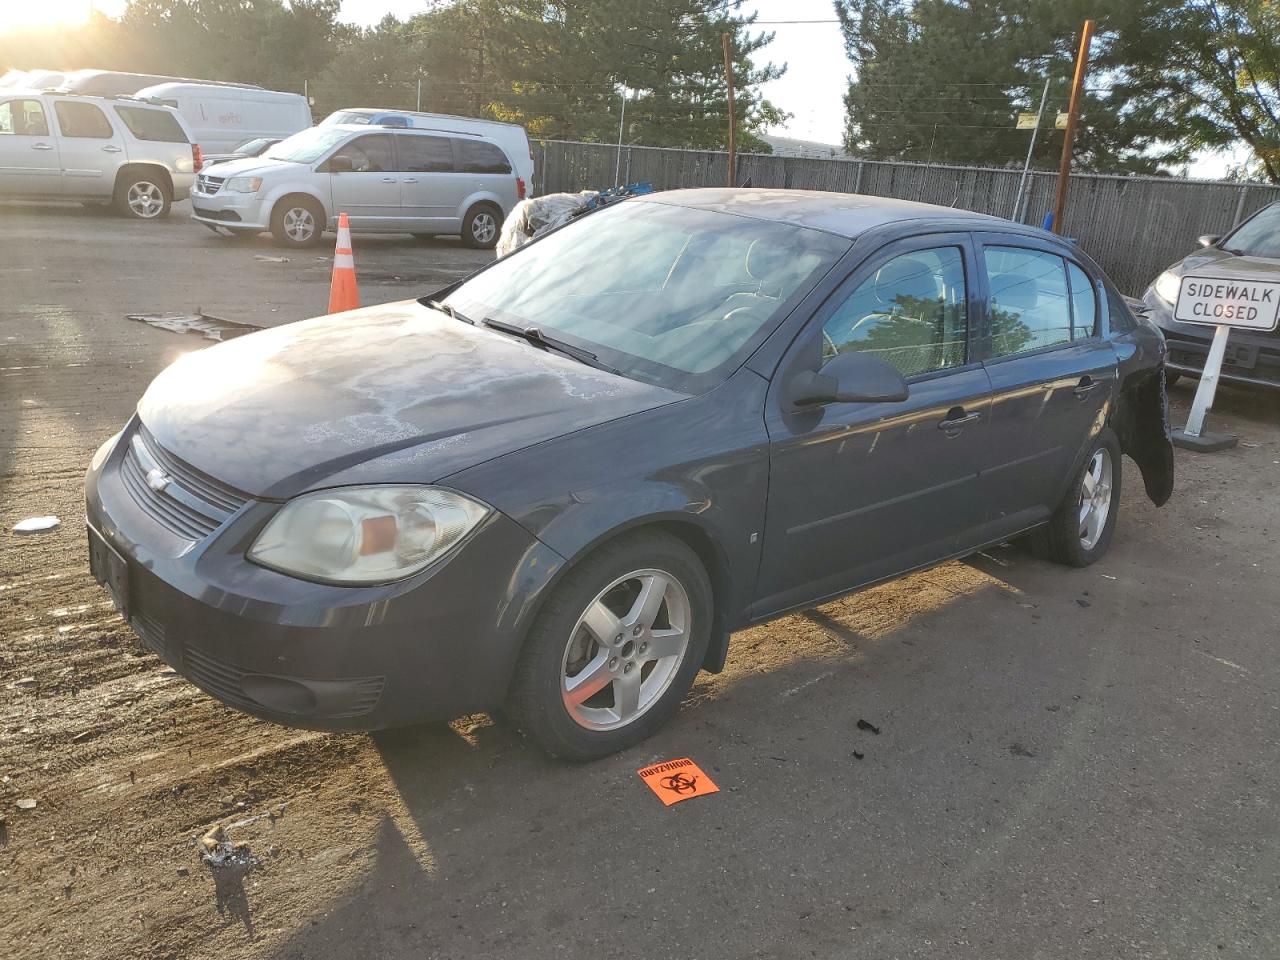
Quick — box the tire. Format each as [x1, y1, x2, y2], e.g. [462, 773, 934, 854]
[270, 197, 325, 247]
[461, 203, 502, 249]
[1030, 429, 1122, 567]
[505, 531, 713, 761]
[114, 174, 171, 220]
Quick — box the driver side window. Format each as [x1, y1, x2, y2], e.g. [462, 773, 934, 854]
[330, 134, 393, 173]
[821, 246, 968, 378]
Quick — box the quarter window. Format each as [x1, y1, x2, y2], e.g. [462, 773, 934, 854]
[1067, 262, 1098, 338]
[821, 247, 968, 378]
[0, 99, 49, 136]
[53, 101, 113, 139]
[984, 246, 1074, 357]
[329, 134, 393, 172]
[398, 135, 454, 172]
[456, 139, 512, 174]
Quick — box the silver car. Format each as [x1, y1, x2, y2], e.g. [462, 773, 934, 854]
[191, 124, 523, 248]
[0, 90, 198, 219]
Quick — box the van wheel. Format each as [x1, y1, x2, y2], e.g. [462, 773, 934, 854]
[271, 198, 325, 247]
[1030, 429, 1122, 567]
[505, 531, 712, 761]
[462, 204, 502, 249]
[115, 176, 170, 220]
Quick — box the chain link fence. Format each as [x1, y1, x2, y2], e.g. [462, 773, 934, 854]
[532, 139, 1280, 295]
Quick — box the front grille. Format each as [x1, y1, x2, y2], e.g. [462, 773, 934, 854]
[195, 173, 225, 194]
[119, 428, 247, 540]
[193, 206, 242, 222]
[184, 645, 385, 719]
[131, 611, 174, 663]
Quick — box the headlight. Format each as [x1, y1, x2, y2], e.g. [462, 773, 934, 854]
[247, 486, 489, 585]
[224, 176, 263, 194]
[89, 431, 121, 472]
[1153, 270, 1181, 304]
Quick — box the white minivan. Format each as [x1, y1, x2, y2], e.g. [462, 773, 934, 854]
[134, 83, 312, 153]
[320, 108, 534, 187]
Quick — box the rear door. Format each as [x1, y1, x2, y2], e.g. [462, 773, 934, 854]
[756, 234, 994, 616]
[324, 133, 400, 229]
[0, 97, 61, 196]
[973, 234, 1117, 537]
[49, 99, 124, 199]
[396, 133, 462, 230]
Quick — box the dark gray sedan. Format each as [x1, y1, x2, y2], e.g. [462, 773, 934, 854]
[85, 189, 1174, 760]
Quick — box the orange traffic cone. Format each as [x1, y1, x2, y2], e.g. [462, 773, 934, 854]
[327, 212, 360, 313]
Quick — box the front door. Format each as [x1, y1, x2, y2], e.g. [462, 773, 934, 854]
[0, 97, 61, 196]
[325, 133, 401, 230]
[756, 236, 994, 617]
[974, 237, 1118, 538]
[49, 99, 124, 199]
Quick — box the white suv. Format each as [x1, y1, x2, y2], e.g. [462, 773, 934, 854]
[0, 90, 200, 219]
[191, 124, 523, 248]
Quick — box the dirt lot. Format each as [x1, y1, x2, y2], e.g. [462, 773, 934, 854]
[2, 200, 1279, 960]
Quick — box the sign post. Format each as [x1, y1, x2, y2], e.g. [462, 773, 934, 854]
[1171, 269, 1280, 451]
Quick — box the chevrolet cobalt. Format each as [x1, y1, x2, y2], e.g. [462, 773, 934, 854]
[85, 189, 1174, 760]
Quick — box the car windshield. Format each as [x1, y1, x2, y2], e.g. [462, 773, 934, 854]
[1223, 203, 1280, 258]
[266, 127, 350, 163]
[444, 200, 849, 392]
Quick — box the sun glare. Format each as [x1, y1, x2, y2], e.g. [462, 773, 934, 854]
[0, 0, 96, 33]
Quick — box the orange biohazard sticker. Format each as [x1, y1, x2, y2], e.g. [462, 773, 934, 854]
[637, 757, 719, 806]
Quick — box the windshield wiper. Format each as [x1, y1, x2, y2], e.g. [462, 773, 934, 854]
[480, 318, 617, 373]
[427, 299, 475, 325]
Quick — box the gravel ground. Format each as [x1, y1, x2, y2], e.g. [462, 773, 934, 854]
[1, 200, 1279, 960]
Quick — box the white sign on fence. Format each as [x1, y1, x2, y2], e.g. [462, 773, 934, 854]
[1175, 273, 1280, 331]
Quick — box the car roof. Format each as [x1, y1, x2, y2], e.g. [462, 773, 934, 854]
[3, 88, 174, 110]
[645, 188, 1007, 239]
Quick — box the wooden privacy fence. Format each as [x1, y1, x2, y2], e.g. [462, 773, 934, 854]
[531, 139, 1280, 296]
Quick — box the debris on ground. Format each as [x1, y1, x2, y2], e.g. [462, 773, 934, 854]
[16, 799, 37, 811]
[199, 824, 259, 869]
[852, 751, 865, 760]
[125, 311, 260, 342]
[856, 718, 881, 735]
[12, 516, 59, 535]
[253, 254, 290, 263]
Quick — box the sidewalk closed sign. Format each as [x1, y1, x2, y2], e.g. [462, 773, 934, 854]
[1176, 273, 1280, 331]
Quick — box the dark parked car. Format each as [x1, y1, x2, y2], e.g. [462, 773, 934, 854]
[1143, 201, 1280, 389]
[85, 189, 1174, 760]
[200, 136, 280, 167]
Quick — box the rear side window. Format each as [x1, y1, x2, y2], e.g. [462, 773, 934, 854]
[114, 106, 188, 143]
[53, 101, 113, 139]
[984, 246, 1074, 356]
[1067, 262, 1098, 338]
[0, 99, 49, 136]
[456, 139, 512, 174]
[398, 135, 454, 172]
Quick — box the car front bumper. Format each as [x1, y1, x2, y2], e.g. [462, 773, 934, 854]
[84, 420, 565, 731]
[1141, 289, 1280, 389]
[190, 190, 272, 231]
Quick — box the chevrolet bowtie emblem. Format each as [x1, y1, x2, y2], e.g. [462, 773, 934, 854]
[145, 467, 172, 493]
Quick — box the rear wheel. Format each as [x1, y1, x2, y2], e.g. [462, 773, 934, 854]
[1030, 430, 1122, 567]
[461, 204, 502, 249]
[115, 174, 170, 220]
[270, 197, 325, 247]
[505, 531, 712, 760]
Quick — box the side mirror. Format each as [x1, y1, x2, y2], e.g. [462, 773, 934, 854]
[789, 351, 910, 407]
[1197, 234, 1221, 248]
[326, 155, 353, 173]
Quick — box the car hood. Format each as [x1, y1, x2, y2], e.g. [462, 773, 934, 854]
[205, 156, 303, 178]
[137, 301, 683, 499]
[1161, 246, 1280, 281]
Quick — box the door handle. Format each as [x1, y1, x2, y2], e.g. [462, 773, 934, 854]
[402, 178, 418, 184]
[102, 145, 123, 153]
[380, 176, 396, 183]
[31, 142, 53, 151]
[1073, 376, 1101, 399]
[938, 408, 982, 432]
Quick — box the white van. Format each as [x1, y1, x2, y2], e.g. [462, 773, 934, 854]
[320, 108, 534, 186]
[134, 83, 311, 153]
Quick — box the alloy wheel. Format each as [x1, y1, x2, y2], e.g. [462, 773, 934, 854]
[471, 211, 497, 245]
[1078, 448, 1113, 550]
[560, 569, 692, 731]
[283, 207, 316, 243]
[127, 182, 164, 219]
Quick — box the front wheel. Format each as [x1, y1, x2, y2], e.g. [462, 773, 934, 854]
[1030, 430, 1122, 567]
[270, 197, 325, 247]
[505, 531, 712, 760]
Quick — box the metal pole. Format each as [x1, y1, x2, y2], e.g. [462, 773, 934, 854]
[1183, 324, 1232, 438]
[722, 33, 737, 187]
[614, 86, 628, 187]
[1052, 19, 1095, 233]
[1012, 77, 1051, 221]
[416, 78, 422, 112]
[1232, 184, 1248, 227]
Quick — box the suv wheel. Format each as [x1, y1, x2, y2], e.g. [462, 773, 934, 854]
[116, 175, 170, 220]
[462, 204, 502, 249]
[1030, 429, 1122, 567]
[505, 531, 712, 761]
[271, 198, 325, 247]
